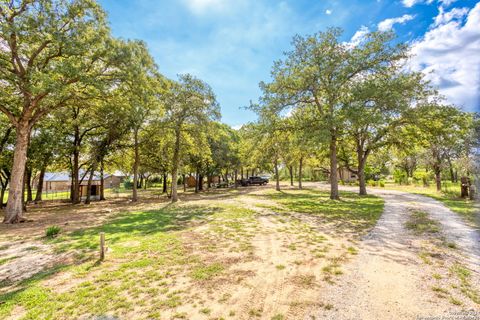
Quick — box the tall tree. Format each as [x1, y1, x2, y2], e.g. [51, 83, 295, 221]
[259, 28, 407, 199]
[0, 0, 111, 223]
[164, 75, 220, 202]
[342, 72, 427, 195]
[409, 103, 472, 191]
[120, 40, 162, 202]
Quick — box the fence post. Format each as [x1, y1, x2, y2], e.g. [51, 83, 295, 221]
[100, 232, 105, 260]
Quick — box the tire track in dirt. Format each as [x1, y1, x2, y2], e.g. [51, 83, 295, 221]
[312, 184, 480, 320]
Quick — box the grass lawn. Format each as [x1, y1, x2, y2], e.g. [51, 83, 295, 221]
[0, 186, 384, 320]
[382, 182, 478, 229]
[264, 188, 384, 234]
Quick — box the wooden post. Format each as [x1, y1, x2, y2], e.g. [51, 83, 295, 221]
[460, 177, 470, 198]
[100, 232, 105, 260]
[469, 184, 476, 200]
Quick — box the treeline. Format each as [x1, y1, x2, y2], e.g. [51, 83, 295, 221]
[1, 1, 478, 224]
[246, 28, 479, 198]
[0, 0, 232, 223]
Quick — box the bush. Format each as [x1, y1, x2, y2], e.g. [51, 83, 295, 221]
[378, 180, 385, 187]
[393, 170, 408, 185]
[46, 226, 61, 238]
[123, 180, 133, 189]
[367, 179, 377, 187]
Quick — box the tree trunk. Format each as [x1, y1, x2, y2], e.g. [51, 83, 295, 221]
[25, 166, 33, 202]
[85, 167, 95, 204]
[162, 174, 167, 193]
[71, 128, 81, 204]
[357, 149, 369, 196]
[198, 174, 203, 191]
[171, 129, 181, 202]
[194, 171, 199, 193]
[225, 168, 229, 184]
[234, 169, 238, 188]
[4, 121, 30, 223]
[34, 167, 46, 203]
[435, 169, 441, 192]
[448, 159, 455, 183]
[3, 121, 30, 223]
[183, 174, 186, 192]
[274, 159, 280, 191]
[132, 128, 139, 202]
[246, 169, 249, 179]
[289, 165, 293, 186]
[329, 132, 339, 200]
[358, 161, 367, 196]
[100, 162, 105, 201]
[241, 167, 244, 179]
[22, 169, 27, 212]
[298, 156, 303, 190]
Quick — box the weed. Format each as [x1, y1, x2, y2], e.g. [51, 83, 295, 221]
[199, 308, 211, 315]
[248, 308, 263, 317]
[191, 263, 224, 280]
[46, 225, 61, 238]
[405, 211, 440, 235]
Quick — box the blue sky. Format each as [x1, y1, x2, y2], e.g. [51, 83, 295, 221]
[99, 0, 480, 126]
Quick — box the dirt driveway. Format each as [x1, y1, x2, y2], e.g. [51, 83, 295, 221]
[314, 184, 480, 319]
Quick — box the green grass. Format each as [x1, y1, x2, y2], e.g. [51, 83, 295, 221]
[264, 188, 384, 234]
[450, 263, 480, 304]
[405, 210, 440, 235]
[0, 256, 17, 266]
[191, 263, 224, 280]
[0, 187, 387, 319]
[383, 182, 478, 228]
[0, 204, 224, 319]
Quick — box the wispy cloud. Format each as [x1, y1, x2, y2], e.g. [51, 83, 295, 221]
[433, 6, 468, 26]
[409, 2, 480, 112]
[347, 25, 370, 47]
[378, 14, 415, 31]
[401, 0, 456, 8]
[325, 9, 332, 15]
[182, 0, 238, 15]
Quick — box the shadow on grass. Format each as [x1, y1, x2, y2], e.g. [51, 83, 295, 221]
[0, 203, 220, 314]
[263, 188, 384, 234]
[48, 204, 220, 252]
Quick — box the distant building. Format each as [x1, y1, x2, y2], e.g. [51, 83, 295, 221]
[33, 171, 127, 192]
[315, 167, 358, 183]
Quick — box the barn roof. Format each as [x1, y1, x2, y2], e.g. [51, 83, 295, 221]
[44, 172, 71, 182]
[43, 171, 122, 182]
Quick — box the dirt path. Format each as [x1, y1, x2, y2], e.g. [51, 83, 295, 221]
[315, 185, 480, 319]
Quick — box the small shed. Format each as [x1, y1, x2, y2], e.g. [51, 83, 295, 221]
[79, 184, 103, 200]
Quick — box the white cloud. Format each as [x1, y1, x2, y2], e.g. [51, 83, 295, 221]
[439, 0, 458, 7]
[183, 0, 237, 15]
[433, 6, 468, 26]
[402, 0, 422, 7]
[402, 0, 457, 8]
[378, 14, 415, 31]
[325, 9, 332, 15]
[348, 25, 370, 47]
[409, 3, 480, 112]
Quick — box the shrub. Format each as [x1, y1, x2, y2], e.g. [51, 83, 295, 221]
[46, 226, 61, 238]
[123, 179, 133, 189]
[367, 179, 377, 187]
[378, 180, 385, 187]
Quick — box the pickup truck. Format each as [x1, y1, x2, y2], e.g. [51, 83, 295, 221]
[239, 176, 269, 186]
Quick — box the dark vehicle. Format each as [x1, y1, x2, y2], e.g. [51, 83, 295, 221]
[239, 176, 269, 186]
